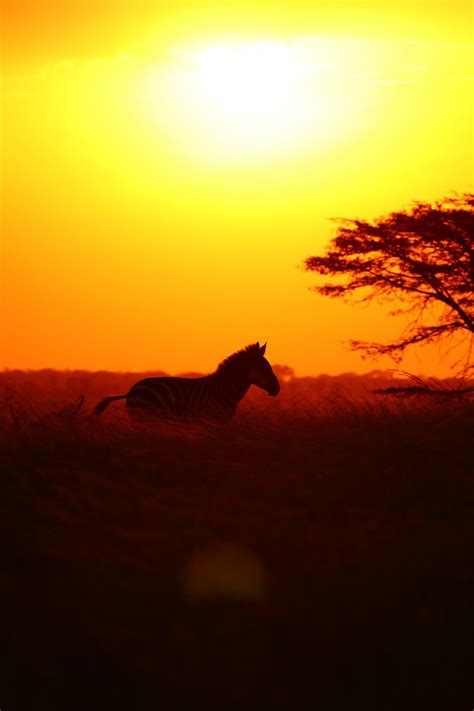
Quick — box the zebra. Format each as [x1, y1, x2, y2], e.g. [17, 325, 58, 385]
[92, 342, 280, 422]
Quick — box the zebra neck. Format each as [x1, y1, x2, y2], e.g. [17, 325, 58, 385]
[214, 366, 251, 404]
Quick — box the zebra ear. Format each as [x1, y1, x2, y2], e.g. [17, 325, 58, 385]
[255, 341, 260, 348]
[260, 342, 267, 355]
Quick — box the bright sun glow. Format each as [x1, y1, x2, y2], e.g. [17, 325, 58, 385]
[190, 42, 311, 156]
[196, 42, 299, 119]
[139, 40, 344, 162]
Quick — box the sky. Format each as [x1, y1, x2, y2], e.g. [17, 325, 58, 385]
[1, 1, 473, 375]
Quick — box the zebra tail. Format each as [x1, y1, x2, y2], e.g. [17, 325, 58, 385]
[92, 394, 127, 416]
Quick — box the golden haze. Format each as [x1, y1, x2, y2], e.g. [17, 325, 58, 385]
[1, 1, 473, 375]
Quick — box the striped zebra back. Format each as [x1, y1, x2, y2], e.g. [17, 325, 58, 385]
[125, 374, 240, 422]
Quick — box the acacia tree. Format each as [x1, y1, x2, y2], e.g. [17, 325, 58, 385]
[305, 194, 474, 366]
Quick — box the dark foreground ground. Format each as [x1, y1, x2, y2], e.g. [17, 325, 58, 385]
[1, 370, 473, 709]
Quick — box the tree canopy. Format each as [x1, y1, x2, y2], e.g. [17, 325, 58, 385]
[305, 194, 474, 365]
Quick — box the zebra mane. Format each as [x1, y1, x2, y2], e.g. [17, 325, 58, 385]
[215, 343, 261, 373]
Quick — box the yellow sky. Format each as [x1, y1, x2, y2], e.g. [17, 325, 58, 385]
[1, 1, 473, 375]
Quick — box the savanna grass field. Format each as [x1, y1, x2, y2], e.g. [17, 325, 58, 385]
[1, 368, 473, 709]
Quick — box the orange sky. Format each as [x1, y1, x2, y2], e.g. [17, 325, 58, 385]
[1, 1, 473, 375]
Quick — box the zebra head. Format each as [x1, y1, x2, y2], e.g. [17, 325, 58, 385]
[248, 342, 280, 397]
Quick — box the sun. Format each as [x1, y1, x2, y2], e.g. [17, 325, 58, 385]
[195, 42, 299, 120]
[139, 40, 321, 162]
[187, 41, 312, 158]
[135, 38, 358, 164]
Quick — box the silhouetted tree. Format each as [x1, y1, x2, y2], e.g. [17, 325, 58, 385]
[305, 194, 474, 365]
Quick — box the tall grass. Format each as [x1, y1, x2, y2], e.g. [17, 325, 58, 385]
[1, 370, 473, 708]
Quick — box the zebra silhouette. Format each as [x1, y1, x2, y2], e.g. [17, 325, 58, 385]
[92, 342, 280, 422]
